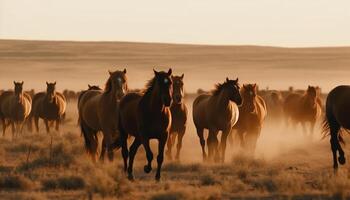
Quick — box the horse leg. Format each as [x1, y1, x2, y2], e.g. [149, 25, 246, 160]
[55, 119, 60, 132]
[103, 131, 114, 162]
[2, 118, 7, 137]
[100, 138, 106, 162]
[237, 129, 245, 149]
[127, 138, 141, 180]
[11, 122, 15, 140]
[329, 123, 341, 172]
[208, 129, 219, 162]
[155, 132, 168, 181]
[34, 117, 39, 133]
[142, 137, 153, 173]
[175, 129, 185, 160]
[196, 127, 207, 161]
[310, 120, 316, 139]
[44, 119, 50, 134]
[166, 132, 174, 160]
[220, 128, 231, 163]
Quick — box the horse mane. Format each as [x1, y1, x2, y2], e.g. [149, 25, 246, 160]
[143, 77, 156, 94]
[212, 82, 226, 96]
[104, 76, 112, 93]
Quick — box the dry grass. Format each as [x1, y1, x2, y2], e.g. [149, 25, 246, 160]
[0, 98, 350, 200]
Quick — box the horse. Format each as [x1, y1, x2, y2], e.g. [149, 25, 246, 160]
[166, 74, 188, 161]
[232, 84, 267, 154]
[77, 85, 102, 125]
[193, 78, 242, 162]
[31, 82, 67, 134]
[323, 85, 350, 172]
[0, 81, 32, 138]
[119, 69, 173, 181]
[283, 86, 322, 137]
[78, 69, 127, 162]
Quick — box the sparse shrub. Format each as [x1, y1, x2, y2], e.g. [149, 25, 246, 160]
[163, 162, 204, 172]
[200, 173, 220, 186]
[150, 190, 187, 200]
[18, 142, 74, 171]
[41, 175, 85, 190]
[0, 174, 33, 190]
[5, 142, 40, 153]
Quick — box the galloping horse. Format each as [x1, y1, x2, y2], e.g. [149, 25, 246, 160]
[233, 84, 267, 154]
[284, 86, 322, 136]
[323, 86, 350, 172]
[193, 78, 242, 162]
[0, 81, 32, 137]
[119, 69, 173, 181]
[166, 74, 188, 161]
[78, 69, 127, 162]
[31, 82, 66, 133]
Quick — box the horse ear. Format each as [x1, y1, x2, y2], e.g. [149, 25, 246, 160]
[253, 83, 257, 89]
[88, 84, 91, 88]
[181, 73, 184, 79]
[108, 70, 112, 75]
[54, 81, 56, 85]
[21, 81, 24, 85]
[226, 77, 229, 82]
[123, 68, 127, 74]
[46, 81, 49, 85]
[167, 68, 172, 76]
[13, 81, 16, 85]
[235, 78, 239, 83]
[153, 68, 158, 76]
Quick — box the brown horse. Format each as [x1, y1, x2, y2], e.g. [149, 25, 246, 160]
[233, 84, 267, 154]
[77, 85, 102, 125]
[323, 85, 350, 172]
[284, 86, 322, 136]
[193, 78, 242, 162]
[166, 74, 188, 161]
[79, 69, 127, 162]
[119, 69, 173, 181]
[0, 81, 32, 137]
[31, 82, 66, 133]
[265, 91, 284, 124]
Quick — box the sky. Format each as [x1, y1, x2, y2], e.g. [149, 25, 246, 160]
[0, 0, 350, 47]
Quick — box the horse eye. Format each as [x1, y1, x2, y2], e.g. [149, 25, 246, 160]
[164, 78, 169, 84]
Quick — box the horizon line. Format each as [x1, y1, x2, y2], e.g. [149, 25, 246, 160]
[1, 38, 350, 49]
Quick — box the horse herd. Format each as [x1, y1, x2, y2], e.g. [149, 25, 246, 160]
[0, 68, 349, 181]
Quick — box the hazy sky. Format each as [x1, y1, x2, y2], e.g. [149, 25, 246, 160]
[0, 0, 349, 47]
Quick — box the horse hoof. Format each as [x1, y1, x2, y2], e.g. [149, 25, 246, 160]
[338, 156, 346, 165]
[128, 174, 134, 181]
[155, 175, 161, 182]
[144, 165, 152, 173]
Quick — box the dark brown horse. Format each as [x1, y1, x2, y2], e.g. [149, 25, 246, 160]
[323, 85, 350, 172]
[119, 69, 173, 181]
[31, 82, 66, 133]
[193, 78, 242, 162]
[284, 86, 322, 136]
[0, 81, 32, 138]
[166, 74, 187, 161]
[79, 69, 127, 162]
[233, 84, 267, 154]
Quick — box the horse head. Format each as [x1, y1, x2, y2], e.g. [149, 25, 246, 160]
[107, 68, 128, 100]
[154, 68, 173, 107]
[46, 81, 57, 103]
[14, 81, 24, 103]
[306, 85, 318, 107]
[223, 77, 242, 106]
[171, 73, 185, 104]
[242, 83, 258, 113]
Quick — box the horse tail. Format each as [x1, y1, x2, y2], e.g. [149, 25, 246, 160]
[322, 100, 344, 144]
[80, 120, 98, 160]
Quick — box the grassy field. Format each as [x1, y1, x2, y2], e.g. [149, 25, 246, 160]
[0, 97, 349, 200]
[1, 40, 350, 199]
